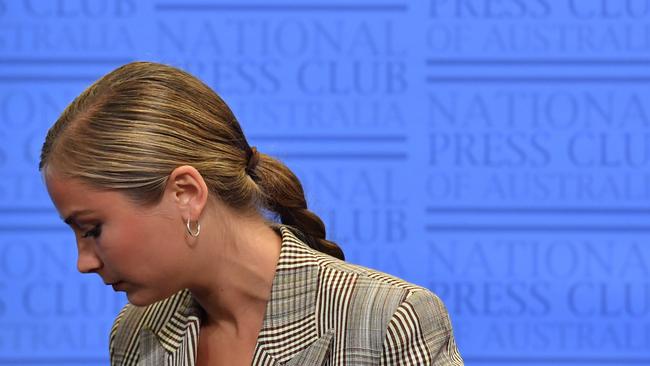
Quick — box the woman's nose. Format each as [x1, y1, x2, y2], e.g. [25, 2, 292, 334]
[76, 242, 103, 273]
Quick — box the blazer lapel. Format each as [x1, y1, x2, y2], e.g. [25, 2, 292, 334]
[134, 289, 199, 366]
[252, 226, 334, 365]
[285, 328, 335, 366]
[138, 329, 167, 366]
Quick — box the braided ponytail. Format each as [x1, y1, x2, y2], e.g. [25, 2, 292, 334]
[248, 149, 344, 260]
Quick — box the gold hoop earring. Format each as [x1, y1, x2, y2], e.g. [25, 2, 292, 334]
[186, 218, 201, 237]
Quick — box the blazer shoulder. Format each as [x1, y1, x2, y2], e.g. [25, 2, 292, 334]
[292, 233, 439, 314]
[316, 252, 427, 295]
[381, 289, 464, 365]
[316, 255, 429, 313]
[311, 254, 453, 362]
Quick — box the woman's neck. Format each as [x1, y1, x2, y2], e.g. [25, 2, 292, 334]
[187, 214, 282, 337]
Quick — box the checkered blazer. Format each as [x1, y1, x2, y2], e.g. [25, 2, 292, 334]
[109, 226, 463, 365]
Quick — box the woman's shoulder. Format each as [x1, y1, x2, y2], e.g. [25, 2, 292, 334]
[317, 256, 425, 297]
[280, 225, 427, 293]
[276, 225, 452, 328]
[308, 252, 462, 363]
[310, 250, 446, 321]
[280, 225, 442, 315]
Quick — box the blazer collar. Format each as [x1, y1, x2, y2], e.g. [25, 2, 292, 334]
[253, 225, 327, 363]
[149, 225, 331, 364]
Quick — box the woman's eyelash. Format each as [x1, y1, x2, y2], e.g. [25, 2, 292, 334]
[82, 224, 102, 238]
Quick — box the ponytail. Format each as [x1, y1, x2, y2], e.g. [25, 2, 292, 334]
[251, 152, 345, 260]
[39, 61, 343, 260]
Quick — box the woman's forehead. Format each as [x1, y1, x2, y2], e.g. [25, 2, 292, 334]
[45, 171, 96, 195]
[46, 173, 123, 214]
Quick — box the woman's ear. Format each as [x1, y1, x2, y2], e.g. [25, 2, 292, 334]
[165, 165, 209, 221]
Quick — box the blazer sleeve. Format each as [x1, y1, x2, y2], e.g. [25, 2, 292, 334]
[380, 289, 464, 366]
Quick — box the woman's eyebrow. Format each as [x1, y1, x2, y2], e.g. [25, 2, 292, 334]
[63, 210, 95, 225]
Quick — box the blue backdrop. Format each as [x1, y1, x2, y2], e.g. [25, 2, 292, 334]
[1, 0, 649, 365]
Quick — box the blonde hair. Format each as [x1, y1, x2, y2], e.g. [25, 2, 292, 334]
[39, 61, 344, 260]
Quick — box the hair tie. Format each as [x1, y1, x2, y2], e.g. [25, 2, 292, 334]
[246, 146, 260, 177]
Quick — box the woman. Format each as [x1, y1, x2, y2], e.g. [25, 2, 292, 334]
[40, 62, 463, 365]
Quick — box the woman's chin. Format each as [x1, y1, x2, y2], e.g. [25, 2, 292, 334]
[125, 290, 157, 307]
[126, 288, 177, 307]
